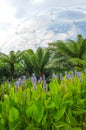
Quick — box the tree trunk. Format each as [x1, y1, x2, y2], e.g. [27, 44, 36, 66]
[10, 63, 14, 80]
[39, 70, 43, 77]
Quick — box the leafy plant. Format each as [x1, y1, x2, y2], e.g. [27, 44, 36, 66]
[0, 72, 86, 130]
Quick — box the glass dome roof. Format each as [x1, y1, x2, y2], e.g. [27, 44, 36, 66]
[1, 7, 86, 53]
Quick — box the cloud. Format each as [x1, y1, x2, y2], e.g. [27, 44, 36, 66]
[0, 0, 86, 53]
[6, 0, 86, 19]
[6, 0, 45, 18]
[0, 22, 11, 30]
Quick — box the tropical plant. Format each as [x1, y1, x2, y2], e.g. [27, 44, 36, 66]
[22, 48, 50, 77]
[48, 34, 86, 72]
[0, 50, 22, 80]
[0, 60, 10, 83]
[20, 49, 33, 76]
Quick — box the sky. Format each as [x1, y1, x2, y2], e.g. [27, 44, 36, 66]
[0, 0, 86, 53]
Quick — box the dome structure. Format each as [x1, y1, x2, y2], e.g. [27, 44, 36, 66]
[1, 7, 86, 53]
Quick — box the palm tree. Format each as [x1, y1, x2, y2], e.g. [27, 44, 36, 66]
[22, 48, 50, 77]
[20, 49, 33, 76]
[0, 50, 22, 80]
[48, 34, 86, 71]
[0, 59, 9, 82]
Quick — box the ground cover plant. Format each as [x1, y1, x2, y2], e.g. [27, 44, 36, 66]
[0, 71, 86, 130]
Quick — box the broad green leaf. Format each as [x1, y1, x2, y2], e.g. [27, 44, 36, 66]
[9, 107, 19, 122]
[45, 97, 55, 109]
[54, 107, 65, 121]
[26, 100, 44, 123]
[54, 93, 62, 108]
[33, 101, 44, 123]
[68, 109, 77, 126]
[42, 114, 47, 126]
[26, 105, 33, 118]
[9, 88, 14, 100]
[9, 120, 20, 130]
[2, 96, 10, 116]
[1, 118, 6, 125]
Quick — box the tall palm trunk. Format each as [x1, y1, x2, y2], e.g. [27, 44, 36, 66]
[39, 70, 43, 77]
[10, 63, 14, 80]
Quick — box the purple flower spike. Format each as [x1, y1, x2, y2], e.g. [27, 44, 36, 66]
[40, 76, 43, 82]
[43, 74, 45, 80]
[31, 73, 37, 90]
[67, 74, 73, 80]
[33, 84, 36, 90]
[31, 73, 37, 83]
[76, 72, 81, 78]
[18, 78, 22, 86]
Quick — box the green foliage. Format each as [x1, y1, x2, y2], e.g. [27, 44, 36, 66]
[0, 61, 10, 83]
[0, 73, 86, 130]
[22, 47, 50, 77]
[0, 34, 86, 81]
[0, 50, 22, 80]
[48, 34, 86, 72]
[9, 107, 19, 122]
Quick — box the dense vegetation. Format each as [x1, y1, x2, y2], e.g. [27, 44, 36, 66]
[0, 34, 86, 82]
[0, 34, 86, 130]
[0, 71, 86, 130]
